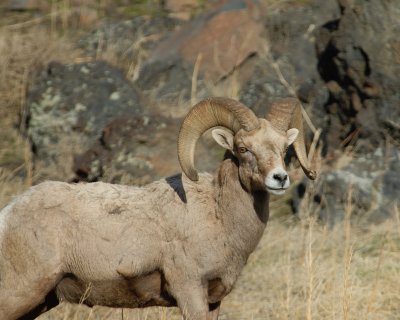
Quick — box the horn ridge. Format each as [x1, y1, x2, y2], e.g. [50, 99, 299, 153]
[178, 97, 259, 181]
[266, 98, 317, 180]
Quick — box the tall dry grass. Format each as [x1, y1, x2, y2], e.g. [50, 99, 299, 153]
[222, 190, 400, 320]
[0, 8, 82, 204]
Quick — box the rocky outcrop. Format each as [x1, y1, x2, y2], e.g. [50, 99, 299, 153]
[26, 60, 220, 184]
[316, 0, 400, 152]
[136, 0, 265, 111]
[240, 0, 340, 121]
[27, 61, 143, 181]
[78, 15, 179, 75]
[6, 0, 49, 11]
[165, 0, 201, 20]
[23, 0, 399, 223]
[73, 114, 221, 185]
[73, 115, 180, 185]
[293, 147, 400, 225]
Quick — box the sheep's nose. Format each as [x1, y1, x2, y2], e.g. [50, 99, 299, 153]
[273, 173, 288, 185]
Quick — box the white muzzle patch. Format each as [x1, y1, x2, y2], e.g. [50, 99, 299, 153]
[265, 167, 290, 195]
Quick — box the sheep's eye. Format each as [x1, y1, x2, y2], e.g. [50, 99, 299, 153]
[238, 147, 247, 154]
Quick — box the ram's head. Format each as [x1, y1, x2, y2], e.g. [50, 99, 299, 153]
[178, 97, 316, 194]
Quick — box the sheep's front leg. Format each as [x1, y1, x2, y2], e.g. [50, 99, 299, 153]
[169, 280, 210, 320]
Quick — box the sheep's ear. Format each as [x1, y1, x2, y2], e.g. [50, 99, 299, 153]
[287, 128, 299, 146]
[212, 128, 234, 151]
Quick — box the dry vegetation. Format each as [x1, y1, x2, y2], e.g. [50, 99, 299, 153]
[0, 2, 399, 319]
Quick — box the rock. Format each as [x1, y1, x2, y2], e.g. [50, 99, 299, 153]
[136, 0, 266, 111]
[316, 0, 400, 151]
[164, 0, 200, 20]
[14, 0, 398, 228]
[293, 147, 400, 225]
[27, 61, 143, 181]
[239, 64, 293, 117]
[240, 0, 339, 123]
[7, 0, 48, 11]
[76, 7, 99, 27]
[177, 0, 262, 83]
[78, 16, 179, 73]
[73, 114, 224, 185]
[69, 0, 97, 6]
[74, 115, 223, 185]
[73, 115, 180, 185]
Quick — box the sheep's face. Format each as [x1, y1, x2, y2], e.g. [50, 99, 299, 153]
[212, 119, 298, 195]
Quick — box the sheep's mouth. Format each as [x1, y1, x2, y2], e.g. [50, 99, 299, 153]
[266, 186, 288, 195]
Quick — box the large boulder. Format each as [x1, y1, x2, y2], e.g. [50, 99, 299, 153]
[240, 0, 339, 109]
[27, 61, 143, 181]
[73, 114, 223, 185]
[293, 147, 400, 225]
[164, 0, 201, 20]
[239, 0, 340, 143]
[73, 115, 180, 185]
[237, 0, 400, 225]
[27, 57, 223, 185]
[136, 0, 266, 113]
[316, 0, 400, 152]
[78, 15, 179, 74]
[22, 0, 399, 226]
[7, 0, 49, 11]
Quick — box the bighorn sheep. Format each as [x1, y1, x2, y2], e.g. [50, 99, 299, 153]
[0, 97, 316, 320]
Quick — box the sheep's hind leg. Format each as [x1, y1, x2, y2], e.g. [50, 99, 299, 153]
[0, 258, 62, 320]
[0, 273, 61, 320]
[19, 290, 59, 320]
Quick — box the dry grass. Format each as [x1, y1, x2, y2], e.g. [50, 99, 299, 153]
[0, 3, 399, 320]
[218, 173, 400, 319]
[0, 8, 82, 203]
[223, 204, 400, 319]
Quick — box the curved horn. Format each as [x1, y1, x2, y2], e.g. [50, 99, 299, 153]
[266, 98, 317, 180]
[178, 97, 259, 181]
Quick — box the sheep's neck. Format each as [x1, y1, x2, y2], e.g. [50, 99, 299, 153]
[215, 158, 269, 256]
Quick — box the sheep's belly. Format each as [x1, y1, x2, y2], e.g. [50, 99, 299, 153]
[55, 271, 177, 308]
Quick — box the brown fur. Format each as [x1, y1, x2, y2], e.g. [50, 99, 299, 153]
[0, 118, 302, 320]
